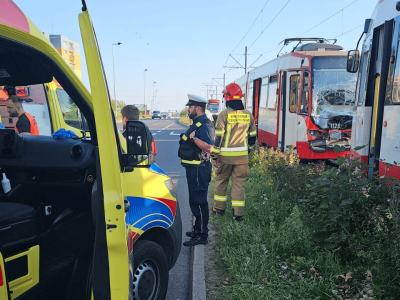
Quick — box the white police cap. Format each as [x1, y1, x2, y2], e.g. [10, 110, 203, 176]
[185, 94, 207, 107]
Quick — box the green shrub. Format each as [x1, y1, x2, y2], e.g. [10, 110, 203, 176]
[299, 156, 392, 251]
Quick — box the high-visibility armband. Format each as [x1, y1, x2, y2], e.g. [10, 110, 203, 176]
[249, 130, 257, 136]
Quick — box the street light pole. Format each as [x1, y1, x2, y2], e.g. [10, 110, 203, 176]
[143, 69, 148, 115]
[155, 90, 158, 111]
[111, 42, 122, 118]
[152, 81, 156, 113]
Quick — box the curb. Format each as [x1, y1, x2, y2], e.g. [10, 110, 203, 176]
[189, 244, 206, 300]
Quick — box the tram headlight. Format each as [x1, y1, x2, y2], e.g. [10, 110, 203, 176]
[308, 130, 323, 140]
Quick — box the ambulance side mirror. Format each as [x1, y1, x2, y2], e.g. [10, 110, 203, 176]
[125, 120, 155, 168]
[347, 50, 360, 73]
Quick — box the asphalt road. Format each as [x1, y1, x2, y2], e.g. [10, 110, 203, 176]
[136, 118, 192, 300]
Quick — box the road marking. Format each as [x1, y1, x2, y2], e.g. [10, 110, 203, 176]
[170, 132, 180, 136]
[161, 123, 175, 130]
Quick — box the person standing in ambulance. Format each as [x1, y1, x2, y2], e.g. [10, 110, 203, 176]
[211, 83, 257, 221]
[178, 94, 215, 247]
[6, 96, 39, 135]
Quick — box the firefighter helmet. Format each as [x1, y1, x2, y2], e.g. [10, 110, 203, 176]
[222, 83, 244, 101]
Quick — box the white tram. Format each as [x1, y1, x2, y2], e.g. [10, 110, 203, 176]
[234, 38, 357, 160]
[347, 0, 400, 180]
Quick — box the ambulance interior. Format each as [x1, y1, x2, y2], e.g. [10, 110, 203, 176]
[0, 36, 98, 299]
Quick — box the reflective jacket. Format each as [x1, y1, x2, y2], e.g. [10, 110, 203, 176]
[15, 112, 39, 135]
[212, 107, 257, 164]
[178, 118, 213, 167]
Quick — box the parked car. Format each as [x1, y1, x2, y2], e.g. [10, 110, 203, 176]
[152, 110, 161, 119]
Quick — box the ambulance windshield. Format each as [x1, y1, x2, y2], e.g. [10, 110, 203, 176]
[311, 56, 357, 130]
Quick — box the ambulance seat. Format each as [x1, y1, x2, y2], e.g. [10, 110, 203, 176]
[0, 202, 37, 251]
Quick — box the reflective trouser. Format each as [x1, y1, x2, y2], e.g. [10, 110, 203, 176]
[185, 162, 212, 239]
[213, 162, 249, 217]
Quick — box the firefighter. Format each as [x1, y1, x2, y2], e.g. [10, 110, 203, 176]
[178, 94, 215, 247]
[211, 83, 257, 221]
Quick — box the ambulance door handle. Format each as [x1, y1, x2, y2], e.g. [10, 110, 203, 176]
[124, 199, 130, 213]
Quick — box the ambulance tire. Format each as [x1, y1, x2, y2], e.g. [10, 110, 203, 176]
[129, 252, 134, 300]
[132, 240, 168, 300]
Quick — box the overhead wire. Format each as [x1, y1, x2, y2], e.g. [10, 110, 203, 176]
[230, 0, 271, 54]
[248, 0, 291, 50]
[228, 0, 291, 71]
[216, 0, 360, 80]
[298, 0, 358, 37]
[215, 0, 272, 78]
[335, 24, 363, 38]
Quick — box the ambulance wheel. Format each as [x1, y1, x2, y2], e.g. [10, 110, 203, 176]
[132, 240, 168, 300]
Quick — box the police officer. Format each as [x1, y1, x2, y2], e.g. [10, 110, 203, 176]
[211, 83, 257, 221]
[179, 94, 215, 247]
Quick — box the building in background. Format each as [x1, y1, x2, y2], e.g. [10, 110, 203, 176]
[43, 33, 81, 79]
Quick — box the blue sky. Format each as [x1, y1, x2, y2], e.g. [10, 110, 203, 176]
[14, 0, 377, 113]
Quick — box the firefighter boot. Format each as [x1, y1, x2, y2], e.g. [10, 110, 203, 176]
[212, 207, 225, 215]
[232, 208, 244, 221]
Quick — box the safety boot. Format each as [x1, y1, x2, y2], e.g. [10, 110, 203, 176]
[232, 208, 243, 221]
[212, 207, 225, 216]
[186, 225, 195, 238]
[183, 236, 208, 247]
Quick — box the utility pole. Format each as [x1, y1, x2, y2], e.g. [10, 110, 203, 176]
[224, 47, 260, 75]
[203, 83, 217, 100]
[245, 46, 247, 74]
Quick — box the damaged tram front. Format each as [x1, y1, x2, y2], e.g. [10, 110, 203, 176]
[235, 38, 357, 159]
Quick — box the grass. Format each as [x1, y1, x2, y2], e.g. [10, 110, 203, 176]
[206, 148, 400, 300]
[179, 115, 190, 126]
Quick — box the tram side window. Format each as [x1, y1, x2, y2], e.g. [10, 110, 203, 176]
[289, 75, 300, 113]
[388, 41, 400, 104]
[259, 77, 268, 108]
[247, 81, 253, 108]
[300, 72, 310, 115]
[267, 75, 278, 110]
[357, 51, 370, 106]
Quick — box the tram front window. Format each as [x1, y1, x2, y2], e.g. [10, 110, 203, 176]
[207, 104, 219, 113]
[311, 56, 357, 130]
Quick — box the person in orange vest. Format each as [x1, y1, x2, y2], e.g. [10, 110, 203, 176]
[211, 83, 257, 221]
[6, 96, 39, 135]
[121, 105, 157, 155]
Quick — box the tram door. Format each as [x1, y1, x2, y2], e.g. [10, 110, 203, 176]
[279, 71, 299, 152]
[251, 78, 261, 127]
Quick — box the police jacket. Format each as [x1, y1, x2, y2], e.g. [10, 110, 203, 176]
[178, 115, 214, 167]
[212, 107, 257, 164]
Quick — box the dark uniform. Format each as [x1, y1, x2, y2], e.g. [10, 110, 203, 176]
[178, 95, 214, 246]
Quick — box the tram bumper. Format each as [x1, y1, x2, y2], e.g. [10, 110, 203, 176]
[309, 139, 351, 153]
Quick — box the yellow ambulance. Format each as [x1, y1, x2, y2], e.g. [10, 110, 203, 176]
[0, 1, 181, 299]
